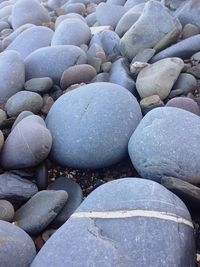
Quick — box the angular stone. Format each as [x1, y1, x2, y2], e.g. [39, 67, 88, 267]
[128, 107, 200, 183]
[0, 220, 36, 267]
[46, 82, 142, 169]
[31, 178, 195, 267]
[14, 190, 68, 235]
[120, 0, 182, 61]
[136, 58, 184, 100]
[166, 97, 200, 116]
[25, 45, 87, 84]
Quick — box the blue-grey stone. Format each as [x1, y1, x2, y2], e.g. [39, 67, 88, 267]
[0, 220, 36, 267]
[6, 26, 53, 59]
[30, 178, 195, 267]
[12, 111, 34, 130]
[61, 2, 86, 15]
[120, 0, 182, 61]
[172, 73, 197, 95]
[1, 115, 52, 169]
[55, 13, 86, 29]
[14, 190, 68, 235]
[124, 0, 148, 9]
[46, 82, 142, 169]
[151, 34, 200, 62]
[5, 91, 43, 117]
[128, 107, 200, 183]
[25, 45, 87, 84]
[0, 50, 25, 103]
[51, 18, 91, 46]
[12, 0, 50, 29]
[48, 176, 83, 226]
[24, 77, 53, 93]
[109, 57, 137, 95]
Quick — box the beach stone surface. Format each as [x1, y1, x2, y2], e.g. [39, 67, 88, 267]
[0, 220, 36, 267]
[128, 107, 200, 183]
[1, 115, 52, 169]
[31, 178, 195, 267]
[166, 97, 200, 116]
[12, 0, 50, 29]
[25, 45, 87, 84]
[0, 50, 25, 103]
[46, 82, 142, 169]
[24, 77, 53, 93]
[172, 73, 197, 95]
[0, 199, 14, 222]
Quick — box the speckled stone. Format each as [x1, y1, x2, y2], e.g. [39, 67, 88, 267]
[128, 107, 200, 183]
[30, 178, 195, 267]
[46, 82, 142, 169]
[0, 220, 36, 267]
[25, 45, 87, 84]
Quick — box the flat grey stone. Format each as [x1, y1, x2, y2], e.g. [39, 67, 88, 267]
[25, 45, 87, 84]
[31, 178, 195, 267]
[128, 107, 200, 183]
[24, 77, 53, 93]
[14, 190, 68, 235]
[5, 91, 43, 117]
[0, 220, 36, 267]
[48, 176, 83, 226]
[120, 0, 182, 61]
[6, 26, 53, 59]
[0, 50, 25, 103]
[46, 82, 142, 169]
[0, 172, 38, 201]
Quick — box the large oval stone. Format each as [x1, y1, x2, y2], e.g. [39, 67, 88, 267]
[46, 82, 142, 169]
[128, 107, 200, 183]
[25, 45, 87, 84]
[30, 178, 195, 267]
[11, 0, 50, 29]
[0, 50, 25, 103]
[0, 220, 36, 267]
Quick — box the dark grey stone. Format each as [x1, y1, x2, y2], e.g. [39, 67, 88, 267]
[172, 73, 197, 95]
[0, 172, 38, 201]
[14, 190, 68, 235]
[151, 34, 200, 62]
[35, 162, 48, 190]
[0, 220, 36, 267]
[91, 73, 109, 83]
[46, 82, 142, 169]
[48, 176, 83, 226]
[25, 45, 87, 84]
[30, 178, 195, 267]
[128, 107, 200, 183]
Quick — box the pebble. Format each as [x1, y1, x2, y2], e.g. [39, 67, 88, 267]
[24, 77, 53, 93]
[25, 45, 87, 84]
[13, 190, 68, 235]
[48, 176, 83, 227]
[131, 48, 156, 64]
[136, 57, 184, 100]
[41, 95, 54, 115]
[0, 50, 25, 103]
[187, 64, 200, 79]
[60, 64, 97, 89]
[172, 73, 197, 95]
[61, 3, 86, 15]
[30, 178, 195, 267]
[120, 0, 182, 61]
[11, 111, 34, 130]
[0, 199, 14, 222]
[35, 162, 48, 190]
[87, 43, 106, 72]
[5, 91, 44, 117]
[6, 26, 54, 59]
[1, 115, 52, 169]
[0, 109, 7, 127]
[128, 107, 200, 183]
[0, 172, 38, 202]
[12, 0, 50, 29]
[182, 23, 199, 40]
[55, 13, 86, 28]
[0, 220, 36, 267]
[166, 97, 200, 116]
[46, 82, 142, 169]
[140, 95, 164, 115]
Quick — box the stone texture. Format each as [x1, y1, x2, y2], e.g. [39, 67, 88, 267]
[128, 107, 200, 183]
[6, 26, 53, 59]
[140, 95, 164, 115]
[0, 220, 36, 267]
[25, 45, 87, 84]
[0, 50, 25, 103]
[166, 97, 200, 116]
[35, 162, 48, 190]
[60, 64, 97, 89]
[11, 111, 34, 130]
[12, 0, 50, 29]
[46, 82, 142, 169]
[120, 0, 182, 61]
[55, 13, 86, 29]
[31, 178, 195, 267]
[61, 3, 86, 15]
[24, 77, 53, 93]
[172, 73, 197, 95]
[1, 115, 52, 169]
[14, 190, 68, 235]
[182, 23, 199, 40]
[136, 57, 184, 100]
[0, 172, 38, 202]
[5, 91, 43, 117]
[0, 200, 14, 222]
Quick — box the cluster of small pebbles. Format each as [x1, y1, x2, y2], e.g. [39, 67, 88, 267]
[0, 0, 200, 266]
